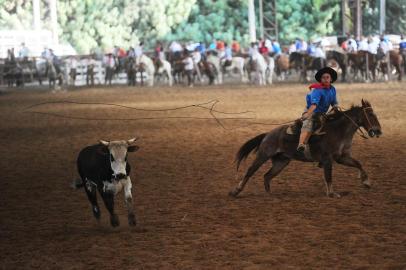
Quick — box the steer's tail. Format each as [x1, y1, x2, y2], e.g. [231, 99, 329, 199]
[235, 133, 267, 171]
[71, 178, 84, 189]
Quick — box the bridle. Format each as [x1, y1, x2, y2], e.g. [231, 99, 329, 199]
[339, 106, 375, 139]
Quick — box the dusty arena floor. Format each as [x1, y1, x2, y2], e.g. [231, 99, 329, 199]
[0, 82, 405, 269]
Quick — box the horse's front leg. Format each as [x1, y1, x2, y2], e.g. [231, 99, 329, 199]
[323, 158, 340, 198]
[334, 155, 370, 188]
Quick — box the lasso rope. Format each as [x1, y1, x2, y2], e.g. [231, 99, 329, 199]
[21, 99, 299, 130]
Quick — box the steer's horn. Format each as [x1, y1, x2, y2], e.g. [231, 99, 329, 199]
[127, 137, 138, 144]
[99, 140, 109, 146]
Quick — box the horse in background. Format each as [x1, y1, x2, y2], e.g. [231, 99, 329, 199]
[379, 50, 403, 81]
[222, 56, 248, 83]
[326, 50, 347, 82]
[135, 54, 155, 87]
[45, 59, 64, 89]
[245, 53, 273, 85]
[125, 57, 138, 86]
[274, 54, 290, 81]
[289, 52, 326, 82]
[347, 51, 378, 82]
[155, 59, 173, 87]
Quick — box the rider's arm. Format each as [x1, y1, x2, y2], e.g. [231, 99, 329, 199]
[303, 104, 317, 119]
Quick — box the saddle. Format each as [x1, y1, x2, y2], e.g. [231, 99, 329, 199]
[286, 113, 326, 136]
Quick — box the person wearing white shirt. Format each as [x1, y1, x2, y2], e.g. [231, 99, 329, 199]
[192, 48, 202, 81]
[265, 39, 274, 54]
[170, 41, 183, 60]
[134, 42, 143, 63]
[248, 42, 259, 61]
[104, 54, 115, 85]
[299, 39, 308, 53]
[358, 37, 369, 51]
[347, 38, 358, 52]
[18, 43, 29, 60]
[368, 38, 378, 55]
[289, 42, 297, 54]
[313, 46, 326, 59]
[127, 47, 136, 58]
[183, 53, 194, 87]
[379, 38, 390, 55]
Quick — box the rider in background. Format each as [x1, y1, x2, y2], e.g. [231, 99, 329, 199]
[221, 42, 233, 72]
[169, 40, 183, 60]
[399, 35, 406, 71]
[272, 39, 281, 56]
[297, 67, 339, 152]
[231, 40, 241, 55]
[192, 47, 202, 81]
[196, 42, 206, 61]
[345, 35, 358, 53]
[182, 50, 194, 87]
[134, 41, 143, 63]
[357, 36, 369, 52]
[18, 43, 29, 61]
[154, 42, 165, 68]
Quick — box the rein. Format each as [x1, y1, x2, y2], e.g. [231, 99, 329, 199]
[336, 106, 373, 139]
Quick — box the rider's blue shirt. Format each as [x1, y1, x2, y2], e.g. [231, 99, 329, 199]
[272, 43, 281, 54]
[306, 86, 338, 113]
[399, 40, 406, 50]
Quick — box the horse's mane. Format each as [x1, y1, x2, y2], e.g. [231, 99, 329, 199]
[325, 104, 363, 122]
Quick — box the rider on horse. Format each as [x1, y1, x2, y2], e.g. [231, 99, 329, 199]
[297, 67, 339, 152]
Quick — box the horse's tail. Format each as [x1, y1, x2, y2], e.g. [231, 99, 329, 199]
[71, 178, 83, 189]
[235, 133, 267, 171]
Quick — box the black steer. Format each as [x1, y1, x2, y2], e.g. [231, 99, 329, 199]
[75, 138, 139, 227]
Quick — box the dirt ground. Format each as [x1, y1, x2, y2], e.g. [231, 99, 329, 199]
[0, 82, 405, 269]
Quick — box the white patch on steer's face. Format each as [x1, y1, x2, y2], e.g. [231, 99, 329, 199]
[108, 141, 128, 178]
[100, 138, 138, 180]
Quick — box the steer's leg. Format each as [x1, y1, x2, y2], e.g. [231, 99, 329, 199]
[84, 179, 101, 221]
[123, 176, 136, 226]
[100, 190, 119, 227]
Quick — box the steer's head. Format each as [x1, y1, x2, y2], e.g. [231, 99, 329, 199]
[99, 138, 139, 181]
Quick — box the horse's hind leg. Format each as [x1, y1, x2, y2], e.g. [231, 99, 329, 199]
[334, 155, 370, 188]
[229, 154, 268, 197]
[263, 155, 290, 193]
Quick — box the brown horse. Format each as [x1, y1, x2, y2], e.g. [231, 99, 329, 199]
[347, 51, 378, 82]
[380, 50, 403, 81]
[274, 54, 290, 80]
[229, 100, 382, 198]
[289, 52, 326, 82]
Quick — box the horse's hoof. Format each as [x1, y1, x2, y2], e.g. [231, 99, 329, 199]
[128, 214, 136, 226]
[264, 182, 270, 193]
[228, 189, 239, 198]
[328, 192, 341, 198]
[362, 181, 371, 189]
[110, 214, 120, 227]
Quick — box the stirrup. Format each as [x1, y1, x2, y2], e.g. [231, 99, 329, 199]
[297, 144, 306, 152]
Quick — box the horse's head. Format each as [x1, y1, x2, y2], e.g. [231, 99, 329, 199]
[359, 99, 382, 138]
[99, 138, 140, 181]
